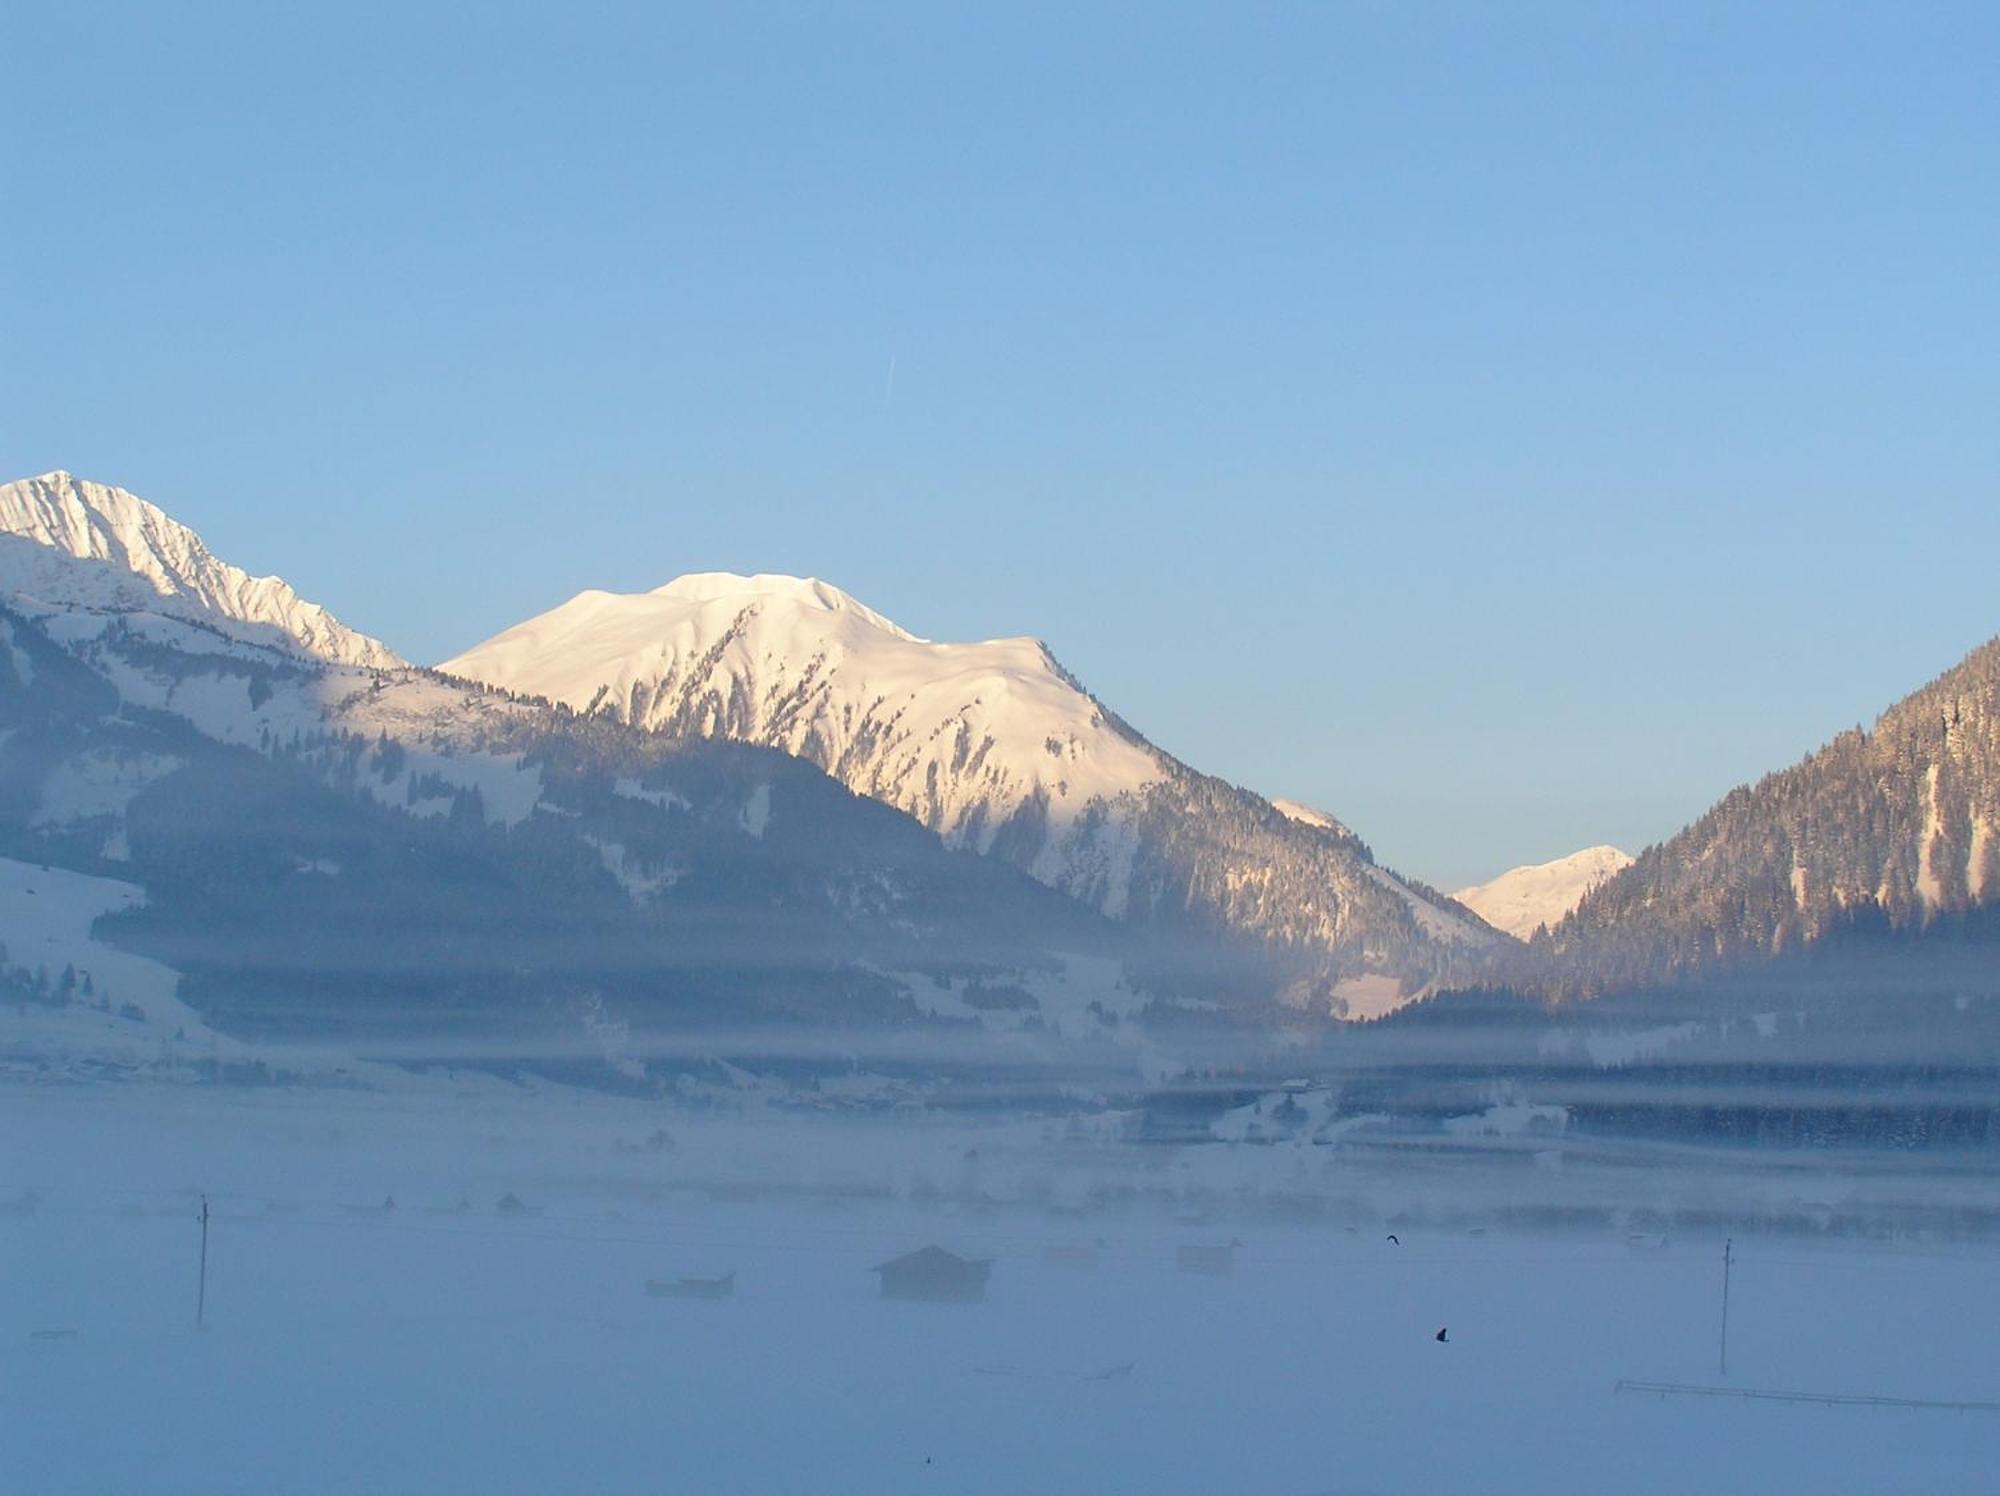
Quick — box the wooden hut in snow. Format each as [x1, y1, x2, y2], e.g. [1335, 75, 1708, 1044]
[873, 1246, 991, 1303]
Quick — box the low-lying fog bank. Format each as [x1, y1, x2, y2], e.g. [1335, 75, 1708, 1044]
[7, 1085, 1997, 1495]
[6, 1077, 1998, 1244]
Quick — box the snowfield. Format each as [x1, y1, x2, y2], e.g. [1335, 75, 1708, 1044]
[3, 1086, 1996, 1496]
[0, 857, 184, 1024]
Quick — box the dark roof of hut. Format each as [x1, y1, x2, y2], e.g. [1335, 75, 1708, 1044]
[872, 1245, 988, 1274]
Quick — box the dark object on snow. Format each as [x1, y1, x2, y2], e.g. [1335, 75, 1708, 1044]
[873, 1246, 991, 1302]
[1176, 1241, 1240, 1276]
[1435, 1327, 1449, 1343]
[646, 1272, 736, 1300]
[1385, 1234, 1400, 1245]
[494, 1192, 541, 1217]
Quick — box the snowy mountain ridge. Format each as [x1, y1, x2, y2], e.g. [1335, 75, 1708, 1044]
[1453, 846, 1635, 940]
[0, 471, 401, 669]
[444, 572, 1498, 1007]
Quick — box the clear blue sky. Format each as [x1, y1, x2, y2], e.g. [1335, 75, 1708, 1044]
[6, 2, 1996, 888]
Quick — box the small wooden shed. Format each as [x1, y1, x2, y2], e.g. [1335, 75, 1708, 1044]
[873, 1246, 992, 1303]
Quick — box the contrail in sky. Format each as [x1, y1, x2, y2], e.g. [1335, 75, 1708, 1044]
[885, 354, 896, 404]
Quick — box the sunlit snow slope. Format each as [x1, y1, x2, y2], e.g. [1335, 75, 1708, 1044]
[0, 472, 401, 668]
[445, 573, 1497, 1006]
[1454, 846, 1633, 940]
[1269, 799, 1351, 837]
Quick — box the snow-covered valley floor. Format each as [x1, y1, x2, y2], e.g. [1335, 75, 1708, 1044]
[4, 1087, 1996, 1495]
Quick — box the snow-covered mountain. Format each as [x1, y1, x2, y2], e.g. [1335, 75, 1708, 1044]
[443, 573, 1162, 856]
[1534, 635, 2000, 995]
[0, 477, 1489, 1032]
[0, 584, 1178, 1084]
[0, 471, 401, 669]
[1453, 846, 1633, 940]
[444, 573, 1498, 1010]
[1, 483, 1266, 1085]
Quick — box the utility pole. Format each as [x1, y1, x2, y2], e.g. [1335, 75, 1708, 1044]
[196, 1195, 210, 1329]
[1718, 1237, 1733, 1377]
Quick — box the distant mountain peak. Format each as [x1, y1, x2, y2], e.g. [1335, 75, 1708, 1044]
[646, 571, 924, 642]
[1455, 845, 1634, 940]
[0, 471, 402, 669]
